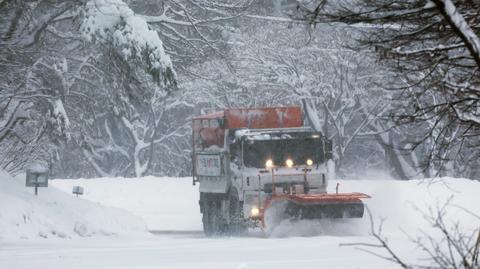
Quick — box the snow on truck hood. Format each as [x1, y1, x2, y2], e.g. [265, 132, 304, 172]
[235, 127, 315, 140]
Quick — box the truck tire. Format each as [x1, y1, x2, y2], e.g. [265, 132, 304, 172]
[202, 199, 214, 236]
[202, 194, 227, 237]
[227, 190, 248, 236]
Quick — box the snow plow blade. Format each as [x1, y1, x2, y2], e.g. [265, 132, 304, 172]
[262, 193, 370, 227]
[285, 193, 370, 219]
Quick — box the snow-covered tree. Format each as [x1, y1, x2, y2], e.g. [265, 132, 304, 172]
[80, 0, 176, 89]
[0, 0, 85, 174]
[1, 0, 250, 177]
[299, 0, 480, 178]
[69, 0, 251, 177]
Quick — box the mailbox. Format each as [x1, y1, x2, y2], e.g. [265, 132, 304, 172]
[72, 186, 84, 197]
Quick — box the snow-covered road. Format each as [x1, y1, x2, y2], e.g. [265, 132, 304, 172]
[1, 233, 403, 269]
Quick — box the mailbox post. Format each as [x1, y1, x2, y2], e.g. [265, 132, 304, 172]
[26, 162, 49, 196]
[72, 186, 84, 197]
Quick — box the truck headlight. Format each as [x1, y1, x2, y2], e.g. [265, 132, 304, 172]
[265, 159, 274, 168]
[285, 159, 294, 167]
[250, 207, 260, 217]
[306, 159, 313, 166]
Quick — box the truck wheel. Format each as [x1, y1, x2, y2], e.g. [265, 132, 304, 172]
[202, 199, 214, 236]
[212, 199, 228, 236]
[227, 190, 248, 236]
[202, 195, 227, 237]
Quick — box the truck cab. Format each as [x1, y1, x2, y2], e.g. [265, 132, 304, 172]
[229, 128, 334, 221]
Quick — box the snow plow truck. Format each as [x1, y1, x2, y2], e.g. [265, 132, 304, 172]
[192, 106, 370, 236]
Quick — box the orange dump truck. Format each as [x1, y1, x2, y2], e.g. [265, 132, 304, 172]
[192, 107, 369, 236]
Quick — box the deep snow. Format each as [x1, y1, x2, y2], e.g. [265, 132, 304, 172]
[0, 170, 148, 241]
[51, 176, 201, 231]
[1, 173, 479, 269]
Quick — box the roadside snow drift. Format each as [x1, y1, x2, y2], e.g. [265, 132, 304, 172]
[51, 176, 201, 231]
[0, 170, 147, 240]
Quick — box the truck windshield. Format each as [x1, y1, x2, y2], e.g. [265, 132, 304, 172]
[242, 138, 324, 168]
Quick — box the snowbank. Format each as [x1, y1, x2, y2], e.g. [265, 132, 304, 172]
[0, 170, 148, 241]
[51, 176, 201, 231]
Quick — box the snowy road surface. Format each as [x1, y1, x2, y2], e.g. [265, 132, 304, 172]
[1, 176, 478, 269]
[1, 233, 403, 269]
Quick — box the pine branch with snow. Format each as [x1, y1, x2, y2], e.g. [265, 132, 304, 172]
[80, 0, 177, 90]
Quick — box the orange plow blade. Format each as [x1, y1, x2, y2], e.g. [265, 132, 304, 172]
[261, 193, 370, 227]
